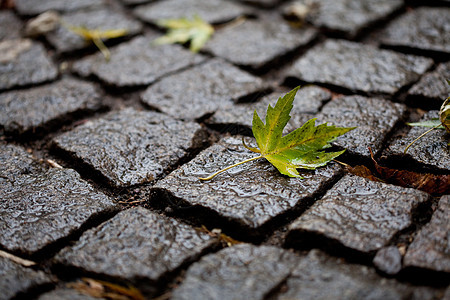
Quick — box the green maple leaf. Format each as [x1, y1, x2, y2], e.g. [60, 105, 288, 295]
[200, 86, 355, 180]
[153, 15, 214, 53]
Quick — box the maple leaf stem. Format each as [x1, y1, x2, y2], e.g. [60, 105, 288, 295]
[199, 155, 263, 181]
[92, 36, 111, 61]
[404, 123, 442, 154]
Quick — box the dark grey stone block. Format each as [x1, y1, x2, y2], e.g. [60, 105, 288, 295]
[287, 175, 431, 253]
[314, 95, 407, 157]
[141, 59, 268, 120]
[380, 7, 450, 54]
[53, 108, 205, 187]
[154, 136, 343, 229]
[387, 111, 450, 171]
[15, 0, 105, 16]
[0, 256, 54, 300]
[55, 207, 215, 281]
[0, 11, 22, 41]
[286, 39, 433, 95]
[0, 39, 58, 91]
[37, 288, 98, 300]
[404, 195, 450, 272]
[46, 6, 143, 53]
[204, 17, 317, 70]
[283, 0, 403, 38]
[0, 144, 43, 183]
[408, 62, 450, 104]
[0, 168, 116, 254]
[73, 35, 205, 88]
[134, 0, 249, 25]
[172, 244, 299, 300]
[208, 86, 331, 132]
[275, 250, 439, 300]
[0, 78, 101, 134]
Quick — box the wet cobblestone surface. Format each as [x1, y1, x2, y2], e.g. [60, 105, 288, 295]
[0, 0, 449, 299]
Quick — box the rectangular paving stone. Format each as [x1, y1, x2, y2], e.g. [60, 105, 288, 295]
[408, 62, 450, 108]
[53, 108, 205, 187]
[386, 111, 450, 172]
[54, 207, 216, 282]
[154, 136, 343, 230]
[0, 256, 55, 300]
[133, 0, 249, 25]
[275, 249, 439, 300]
[380, 7, 450, 54]
[404, 195, 450, 273]
[0, 168, 116, 255]
[0, 11, 22, 41]
[286, 39, 433, 95]
[0, 39, 58, 91]
[287, 174, 431, 253]
[172, 244, 299, 300]
[283, 0, 403, 38]
[208, 86, 331, 133]
[45, 6, 142, 53]
[14, 0, 105, 16]
[204, 17, 317, 70]
[38, 288, 98, 300]
[314, 95, 407, 157]
[0, 77, 102, 135]
[73, 35, 206, 88]
[0, 143, 43, 183]
[141, 59, 268, 120]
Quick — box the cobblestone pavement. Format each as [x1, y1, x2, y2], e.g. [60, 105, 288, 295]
[1, 0, 449, 299]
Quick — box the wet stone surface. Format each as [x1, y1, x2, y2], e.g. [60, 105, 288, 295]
[141, 59, 267, 120]
[0, 168, 116, 255]
[286, 39, 433, 95]
[204, 17, 317, 70]
[314, 95, 407, 157]
[0, 143, 44, 183]
[172, 244, 299, 300]
[37, 288, 98, 300]
[73, 35, 205, 88]
[0, 256, 54, 300]
[154, 136, 343, 230]
[0, 11, 22, 41]
[46, 6, 142, 53]
[0, 77, 102, 135]
[287, 175, 431, 253]
[0, 39, 58, 91]
[133, 0, 249, 25]
[380, 7, 450, 54]
[55, 207, 215, 282]
[408, 62, 450, 107]
[275, 249, 438, 300]
[53, 108, 204, 187]
[283, 0, 403, 38]
[14, 0, 105, 16]
[208, 86, 331, 133]
[373, 246, 403, 275]
[404, 195, 450, 273]
[387, 111, 450, 171]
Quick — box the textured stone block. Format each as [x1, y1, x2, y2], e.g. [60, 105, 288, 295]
[55, 207, 215, 281]
[0, 78, 101, 134]
[0, 168, 116, 254]
[286, 39, 433, 95]
[0, 11, 22, 41]
[314, 95, 407, 157]
[287, 175, 431, 253]
[46, 6, 142, 53]
[380, 7, 450, 54]
[0, 144, 43, 183]
[404, 195, 450, 272]
[15, 0, 105, 15]
[172, 244, 299, 300]
[141, 59, 268, 120]
[73, 35, 205, 88]
[53, 108, 205, 187]
[0, 39, 58, 91]
[154, 136, 342, 229]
